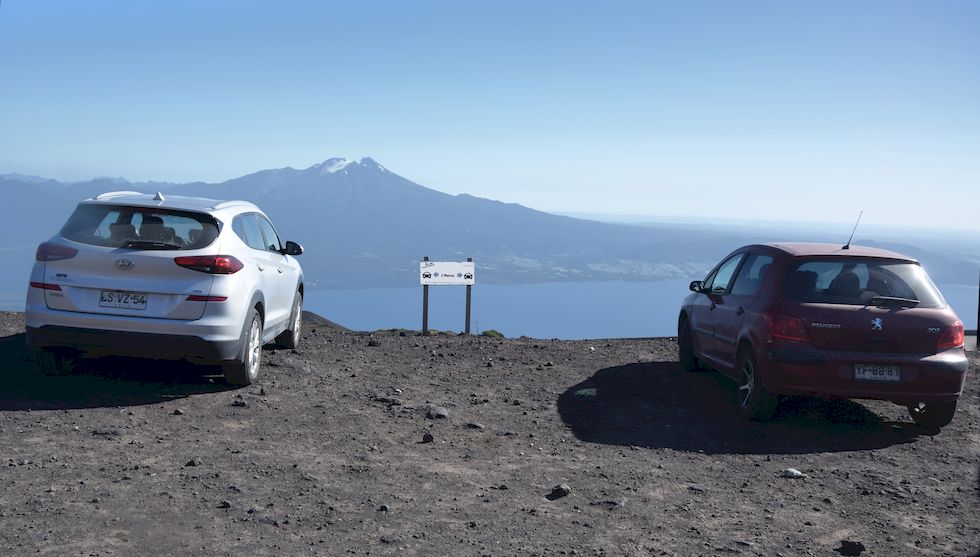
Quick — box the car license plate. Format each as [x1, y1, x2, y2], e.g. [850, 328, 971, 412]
[854, 364, 901, 383]
[99, 290, 148, 310]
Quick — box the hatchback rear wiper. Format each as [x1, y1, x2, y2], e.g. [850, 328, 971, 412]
[868, 296, 920, 308]
[121, 240, 184, 250]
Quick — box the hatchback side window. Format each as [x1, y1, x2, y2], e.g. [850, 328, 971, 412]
[255, 216, 283, 253]
[232, 214, 267, 251]
[730, 254, 774, 297]
[704, 254, 745, 294]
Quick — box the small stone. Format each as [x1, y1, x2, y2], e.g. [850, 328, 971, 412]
[837, 540, 866, 556]
[172, 408, 184, 416]
[367, 339, 381, 347]
[232, 399, 248, 408]
[546, 483, 572, 500]
[464, 422, 485, 430]
[217, 501, 231, 509]
[185, 458, 202, 467]
[378, 504, 389, 512]
[544, 361, 555, 367]
[782, 468, 805, 479]
[421, 432, 434, 444]
[426, 406, 449, 419]
[259, 388, 267, 396]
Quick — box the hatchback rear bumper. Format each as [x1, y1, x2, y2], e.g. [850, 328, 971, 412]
[26, 325, 241, 362]
[762, 345, 968, 403]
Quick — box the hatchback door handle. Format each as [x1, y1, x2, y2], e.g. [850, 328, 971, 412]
[257, 264, 265, 272]
[277, 267, 283, 274]
[736, 306, 744, 316]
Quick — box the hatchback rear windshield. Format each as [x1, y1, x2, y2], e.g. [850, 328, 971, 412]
[60, 204, 220, 250]
[784, 259, 945, 309]
[785, 259, 946, 308]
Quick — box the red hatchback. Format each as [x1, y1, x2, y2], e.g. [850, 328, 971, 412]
[678, 243, 968, 428]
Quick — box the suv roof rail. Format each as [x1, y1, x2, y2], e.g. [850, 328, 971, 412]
[94, 191, 144, 200]
[211, 200, 254, 210]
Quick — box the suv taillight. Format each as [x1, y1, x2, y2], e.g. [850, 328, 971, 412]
[174, 255, 244, 274]
[35, 242, 78, 261]
[937, 320, 964, 351]
[765, 312, 810, 342]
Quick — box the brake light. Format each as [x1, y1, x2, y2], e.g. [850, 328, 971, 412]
[35, 243, 78, 261]
[186, 295, 228, 302]
[174, 255, 244, 274]
[29, 281, 62, 291]
[765, 312, 810, 342]
[937, 320, 964, 351]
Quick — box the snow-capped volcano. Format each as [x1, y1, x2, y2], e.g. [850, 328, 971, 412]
[308, 157, 387, 175]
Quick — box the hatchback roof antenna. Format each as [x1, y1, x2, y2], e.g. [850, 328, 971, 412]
[842, 210, 863, 250]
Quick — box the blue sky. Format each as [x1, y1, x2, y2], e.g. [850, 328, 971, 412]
[1, 0, 978, 229]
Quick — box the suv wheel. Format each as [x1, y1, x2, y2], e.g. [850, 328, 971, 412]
[907, 401, 956, 429]
[224, 308, 262, 386]
[275, 292, 302, 349]
[737, 349, 778, 421]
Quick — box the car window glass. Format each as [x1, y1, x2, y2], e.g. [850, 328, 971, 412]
[60, 204, 218, 250]
[730, 254, 774, 297]
[705, 254, 744, 294]
[233, 214, 267, 251]
[255, 216, 283, 253]
[785, 260, 944, 308]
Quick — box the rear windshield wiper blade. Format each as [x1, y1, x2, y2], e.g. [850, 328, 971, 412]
[869, 296, 920, 308]
[121, 240, 183, 250]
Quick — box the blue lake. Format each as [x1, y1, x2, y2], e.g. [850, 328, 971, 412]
[305, 280, 979, 339]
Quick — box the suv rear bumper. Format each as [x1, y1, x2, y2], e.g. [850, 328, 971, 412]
[763, 345, 968, 403]
[26, 325, 241, 361]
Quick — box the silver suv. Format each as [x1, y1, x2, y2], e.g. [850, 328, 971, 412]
[25, 191, 304, 385]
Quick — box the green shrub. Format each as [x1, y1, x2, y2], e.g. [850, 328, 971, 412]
[481, 329, 505, 339]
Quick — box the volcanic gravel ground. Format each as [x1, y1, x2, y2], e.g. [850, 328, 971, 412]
[0, 311, 977, 556]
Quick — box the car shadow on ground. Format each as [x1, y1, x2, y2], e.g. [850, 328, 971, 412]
[557, 362, 933, 455]
[0, 332, 233, 411]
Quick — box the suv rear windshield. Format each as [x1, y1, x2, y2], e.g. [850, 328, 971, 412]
[784, 259, 945, 309]
[60, 204, 220, 250]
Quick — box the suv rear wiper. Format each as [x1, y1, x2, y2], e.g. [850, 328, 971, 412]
[868, 296, 920, 308]
[121, 240, 184, 250]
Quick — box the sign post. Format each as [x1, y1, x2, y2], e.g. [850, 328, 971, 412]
[422, 256, 429, 334]
[465, 257, 472, 335]
[420, 258, 476, 335]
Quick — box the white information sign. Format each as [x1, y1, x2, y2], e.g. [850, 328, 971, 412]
[420, 261, 475, 285]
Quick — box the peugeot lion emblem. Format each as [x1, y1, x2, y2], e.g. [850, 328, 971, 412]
[870, 317, 883, 331]
[115, 258, 134, 270]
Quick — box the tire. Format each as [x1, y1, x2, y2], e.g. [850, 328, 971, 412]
[35, 348, 77, 376]
[907, 401, 956, 429]
[736, 349, 779, 421]
[275, 292, 302, 349]
[678, 319, 701, 372]
[224, 308, 263, 386]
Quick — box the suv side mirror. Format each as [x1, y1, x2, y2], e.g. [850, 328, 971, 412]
[689, 280, 704, 293]
[283, 241, 304, 256]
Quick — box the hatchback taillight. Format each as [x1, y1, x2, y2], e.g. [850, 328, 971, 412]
[937, 320, 964, 351]
[765, 312, 810, 342]
[35, 242, 78, 261]
[174, 255, 244, 274]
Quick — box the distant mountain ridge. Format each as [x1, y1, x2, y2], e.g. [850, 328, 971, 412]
[1, 158, 975, 293]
